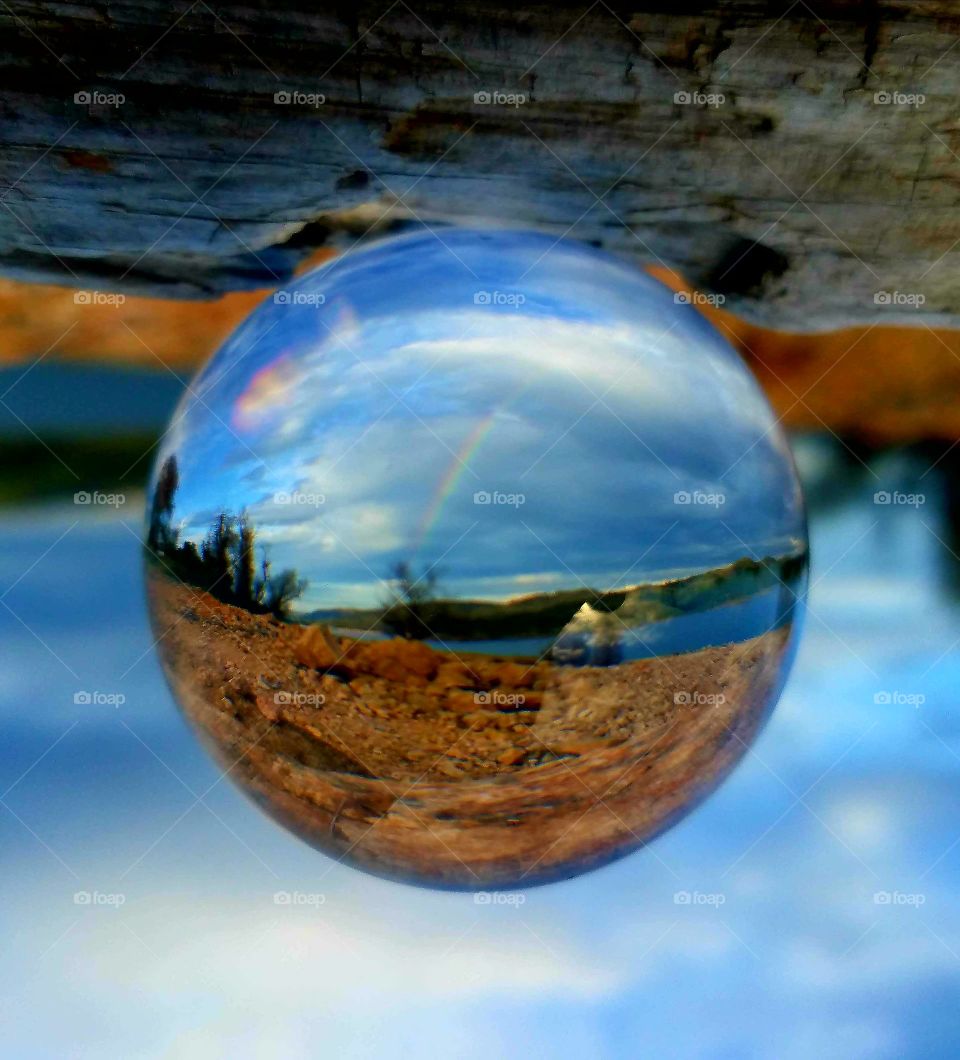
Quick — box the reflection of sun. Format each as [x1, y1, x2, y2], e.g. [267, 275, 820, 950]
[231, 298, 361, 434]
[233, 356, 296, 431]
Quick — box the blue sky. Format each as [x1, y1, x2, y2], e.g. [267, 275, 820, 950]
[1, 439, 958, 1058]
[153, 231, 805, 611]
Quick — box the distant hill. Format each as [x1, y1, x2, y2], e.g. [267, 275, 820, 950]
[298, 551, 807, 641]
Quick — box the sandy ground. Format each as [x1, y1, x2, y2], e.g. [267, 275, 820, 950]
[148, 573, 795, 888]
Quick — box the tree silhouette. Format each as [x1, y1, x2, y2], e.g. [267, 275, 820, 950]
[147, 454, 179, 553]
[380, 560, 439, 639]
[235, 512, 257, 607]
[263, 567, 307, 619]
[201, 513, 237, 598]
[254, 553, 271, 608]
[145, 456, 306, 618]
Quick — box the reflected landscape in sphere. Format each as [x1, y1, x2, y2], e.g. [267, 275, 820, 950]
[145, 228, 807, 889]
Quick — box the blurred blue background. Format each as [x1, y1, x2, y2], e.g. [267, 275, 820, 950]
[1, 366, 959, 1058]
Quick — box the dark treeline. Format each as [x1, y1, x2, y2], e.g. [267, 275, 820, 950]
[146, 455, 306, 618]
[302, 550, 808, 641]
[379, 560, 440, 639]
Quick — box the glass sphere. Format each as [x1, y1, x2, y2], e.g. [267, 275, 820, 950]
[145, 228, 807, 889]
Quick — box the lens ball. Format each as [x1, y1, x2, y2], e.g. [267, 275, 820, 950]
[145, 229, 807, 889]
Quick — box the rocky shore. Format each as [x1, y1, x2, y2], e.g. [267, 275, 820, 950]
[149, 573, 795, 888]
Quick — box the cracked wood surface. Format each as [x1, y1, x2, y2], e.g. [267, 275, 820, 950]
[1, 2, 960, 328]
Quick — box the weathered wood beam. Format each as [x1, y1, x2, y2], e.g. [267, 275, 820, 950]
[1, 2, 960, 328]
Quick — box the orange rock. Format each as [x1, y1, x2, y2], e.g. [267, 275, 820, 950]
[490, 661, 535, 688]
[354, 638, 439, 682]
[550, 737, 609, 756]
[254, 693, 282, 722]
[446, 690, 482, 713]
[294, 625, 354, 677]
[498, 747, 527, 766]
[433, 659, 478, 690]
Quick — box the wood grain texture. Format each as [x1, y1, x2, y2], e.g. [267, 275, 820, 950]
[1, 2, 960, 327]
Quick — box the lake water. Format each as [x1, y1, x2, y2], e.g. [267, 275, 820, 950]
[427, 584, 800, 661]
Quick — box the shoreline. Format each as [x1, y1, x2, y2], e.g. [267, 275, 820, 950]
[149, 572, 796, 888]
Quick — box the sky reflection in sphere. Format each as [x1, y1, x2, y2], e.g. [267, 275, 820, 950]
[146, 229, 807, 889]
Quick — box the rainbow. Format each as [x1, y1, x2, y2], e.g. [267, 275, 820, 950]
[411, 410, 500, 558]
